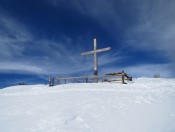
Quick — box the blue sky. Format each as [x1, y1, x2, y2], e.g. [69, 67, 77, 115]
[0, 0, 175, 88]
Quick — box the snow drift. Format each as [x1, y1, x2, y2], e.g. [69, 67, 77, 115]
[0, 78, 175, 132]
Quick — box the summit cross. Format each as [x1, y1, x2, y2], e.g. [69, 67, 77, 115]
[81, 37, 111, 82]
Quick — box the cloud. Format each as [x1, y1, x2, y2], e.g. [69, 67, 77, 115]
[124, 0, 175, 62]
[46, 0, 124, 35]
[99, 63, 174, 78]
[0, 10, 118, 75]
[0, 62, 43, 74]
[0, 11, 32, 60]
[0, 43, 25, 60]
[47, 0, 175, 62]
[0, 9, 32, 42]
[124, 64, 173, 78]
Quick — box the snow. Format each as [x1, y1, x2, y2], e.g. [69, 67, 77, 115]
[0, 78, 175, 132]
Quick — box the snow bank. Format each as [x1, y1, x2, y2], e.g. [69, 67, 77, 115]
[0, 78, 175, 132]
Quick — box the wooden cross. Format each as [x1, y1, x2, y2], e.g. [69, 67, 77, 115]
[81, 37, 111, 82]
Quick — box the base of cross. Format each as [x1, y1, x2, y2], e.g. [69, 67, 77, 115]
[106, 70, 132, 84]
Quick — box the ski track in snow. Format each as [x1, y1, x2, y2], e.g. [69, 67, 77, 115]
[0, 78, 175, 132]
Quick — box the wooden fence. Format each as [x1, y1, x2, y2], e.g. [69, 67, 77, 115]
[48, 71, 132, 86]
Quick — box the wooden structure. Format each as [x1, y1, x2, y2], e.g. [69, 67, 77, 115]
[48, 38, 133, 86]
[81, 38, 111, 82]
[54, 71, 132, 86]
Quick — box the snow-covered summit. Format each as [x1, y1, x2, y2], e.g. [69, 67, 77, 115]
[0, 78, 175, 132]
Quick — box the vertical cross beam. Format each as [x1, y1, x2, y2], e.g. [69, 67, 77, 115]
[94, 38, 98, 82]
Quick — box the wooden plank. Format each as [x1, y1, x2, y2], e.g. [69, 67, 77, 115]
[95, 47, 111, 53]
[81, 50, 95, 55]
[94, 38, 98, 82]
[81, 47, 111, 56]
[57, 74, 122, 80]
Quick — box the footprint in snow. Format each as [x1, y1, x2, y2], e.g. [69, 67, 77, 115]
[65, 115, 93, 132]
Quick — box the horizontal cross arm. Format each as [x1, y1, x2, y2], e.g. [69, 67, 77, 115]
[96, 47, 111, 53]
[81, 47, 111, 56]
[81, 50, 95, 56]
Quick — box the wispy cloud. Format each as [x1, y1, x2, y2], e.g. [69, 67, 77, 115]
[47, 0, 175, 62]
[0, 14, 29, 60]
[99, 63, 173, 78]
[0, 62, 43, 74]
[125, 64, 173, 78]
[124, 0, 175, 62]
[0, 9, 118, 75]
